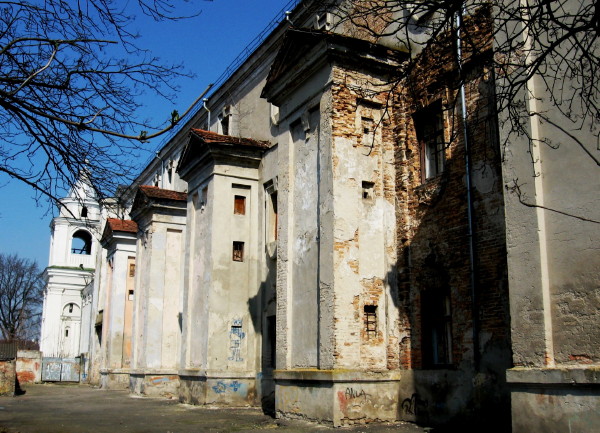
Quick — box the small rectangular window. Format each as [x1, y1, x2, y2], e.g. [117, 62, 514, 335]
[129, 264, 136, 277]
[233, 241, 244, 262]
[128, 290, 134, 301]
[364, 305, 377, 339]
[361, 117, 374, 146]
[234, 195, 246, 215]
[201, 186, 208, 206]
[362, 181, 375, 200]
[414, 101, 445, 182]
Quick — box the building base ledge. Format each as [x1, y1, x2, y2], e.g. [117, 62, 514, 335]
[274, 369, 402, 383]
[100, 368, 131, 375]
[507, 366, 600, 386]
[178, 369, 258, 379]
[129, 369, 178, 376]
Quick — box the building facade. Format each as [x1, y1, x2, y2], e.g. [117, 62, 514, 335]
[40, 0, 598, 431]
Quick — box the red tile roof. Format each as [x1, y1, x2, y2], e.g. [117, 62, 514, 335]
[190, 129, 271, 149]
[106, 218, 138, 234]
[138, 185, 187, 201]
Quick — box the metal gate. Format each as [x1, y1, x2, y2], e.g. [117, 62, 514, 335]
[41, 357, 80, 382]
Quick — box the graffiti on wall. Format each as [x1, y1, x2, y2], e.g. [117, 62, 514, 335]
[228, 319, 245, 362]
[212, 380, 245, 394]
[401, 393, 429, 416]
[337, 387, 372, 415]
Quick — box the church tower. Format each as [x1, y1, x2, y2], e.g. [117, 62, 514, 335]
[39, 172, 100, 358]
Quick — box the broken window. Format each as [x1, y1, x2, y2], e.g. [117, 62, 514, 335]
[201, 186, 208, 207]
[364, 305, 377, 339]
[71, 230, 92, 255]
[361, 117, 374, 146]
[220, 105, 231, 135]
[315, 12, 331, 30]
[232, 241, 244, 262]
[414, 101, 445, 181]
[362, 181, 375, 200]
[234, 195, 246, 215]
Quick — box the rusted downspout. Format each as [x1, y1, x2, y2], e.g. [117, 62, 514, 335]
[456, 7, 480, 370]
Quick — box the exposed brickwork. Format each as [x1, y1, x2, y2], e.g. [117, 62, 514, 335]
[391, 0, 510, 395]
[330, 62, 399, 371]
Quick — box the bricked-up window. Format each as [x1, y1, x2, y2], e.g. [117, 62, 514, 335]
[234, 195, 246, 215]
[414, 101, 445, 182]
[232, 241, 244, 262]
[364, 305, 377, 339]
[422, 288, 453, 367]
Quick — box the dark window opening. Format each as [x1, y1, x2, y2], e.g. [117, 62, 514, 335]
[201, 186, 208, 206]
[362, 117, 374, 146]
[362, 181, 375, 200]
[68, 303, 74, 313]
[233, 241, 244, 262]
[364, 305, 377, 339]
[270, 192, 278, 241]
[128, 290, 134, 301]
[414, 101, 445, 181]
[234, 195, 246, 215]
[65, 329, 69, 337]
[221, 115, 230, 136]
[422, 288, 452, 367]
[81, 206, 88, 218]
[71, 230, 92, 255]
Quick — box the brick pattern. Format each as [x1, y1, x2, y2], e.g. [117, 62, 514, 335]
[392, 8, 509, 370]
[330, 64, 399, 371]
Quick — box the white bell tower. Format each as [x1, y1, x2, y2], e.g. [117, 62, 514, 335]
[39, 171, 100, 358]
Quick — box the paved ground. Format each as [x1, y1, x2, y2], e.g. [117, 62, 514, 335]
[0, 384, 428, 433]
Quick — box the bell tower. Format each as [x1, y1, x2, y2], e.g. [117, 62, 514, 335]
[39, 172, 100, 358]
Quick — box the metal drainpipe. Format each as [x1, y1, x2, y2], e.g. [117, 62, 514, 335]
[203, 98, 211, 131]
[456, 7, 480, 370]
[156, 151, 164, 189]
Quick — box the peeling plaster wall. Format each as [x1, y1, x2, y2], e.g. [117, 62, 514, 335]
[329, 65, 399, 373]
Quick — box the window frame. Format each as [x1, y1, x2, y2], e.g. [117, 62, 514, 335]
[414, 100, 445, 182]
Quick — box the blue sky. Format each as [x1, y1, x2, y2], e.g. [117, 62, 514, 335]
[0, 0, 294, 267]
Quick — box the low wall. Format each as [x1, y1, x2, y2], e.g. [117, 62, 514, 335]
[508, 367, 600, 433]
[0, 360, 16, 396]
[16, 350, 42, 384]
[129, 371, 179, 398]
[179, 370, 258, 406]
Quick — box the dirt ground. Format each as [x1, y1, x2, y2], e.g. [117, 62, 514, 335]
[0, 384, 428, 433]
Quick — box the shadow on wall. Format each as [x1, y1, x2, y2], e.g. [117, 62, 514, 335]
[247, 248, 278, 416]
[390, 64, 512, 431]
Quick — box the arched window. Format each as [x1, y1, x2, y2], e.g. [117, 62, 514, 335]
[71, 230, 92, 255]
[62, 303, 80, 317]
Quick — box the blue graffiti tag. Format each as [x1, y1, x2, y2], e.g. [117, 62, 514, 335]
[228, 319, 246, 362]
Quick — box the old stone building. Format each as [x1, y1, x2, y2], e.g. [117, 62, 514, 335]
[40, 0, 599, 431]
